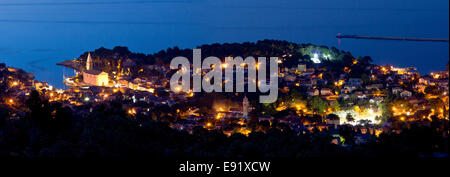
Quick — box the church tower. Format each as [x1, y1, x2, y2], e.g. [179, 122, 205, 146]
[82, 52, 109, 87]
[243, 96, 249, 119]
[86, 53, 92, 71]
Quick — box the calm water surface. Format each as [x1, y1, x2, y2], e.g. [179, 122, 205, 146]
[0, 0, 448, 88]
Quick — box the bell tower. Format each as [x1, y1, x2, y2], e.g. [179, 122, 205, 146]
[86, 53, 92, 71]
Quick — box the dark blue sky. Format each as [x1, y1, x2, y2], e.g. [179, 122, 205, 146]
[0, 0, 448, 88]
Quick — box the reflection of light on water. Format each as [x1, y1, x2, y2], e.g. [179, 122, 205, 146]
[334, 108, 382, 125]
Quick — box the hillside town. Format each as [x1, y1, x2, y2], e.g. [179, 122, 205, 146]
[0, 40, 448, 157]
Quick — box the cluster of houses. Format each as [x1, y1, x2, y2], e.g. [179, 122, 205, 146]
[3, 53, 449, 146]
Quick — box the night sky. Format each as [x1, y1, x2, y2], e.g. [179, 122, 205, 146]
[0, 0, 448, 88]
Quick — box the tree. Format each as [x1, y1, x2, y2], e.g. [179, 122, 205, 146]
[327, 114, 340, 120]
[330, 100, 340, 112]
[26, 90, 51, 129]
[308, 96, 328, 116]
[358, 119, 372, 125]
[0, 106, 9, 129]
[429, 98, 445, 118]
[346, 113, 355, 123]
[361, 73, 370, 84]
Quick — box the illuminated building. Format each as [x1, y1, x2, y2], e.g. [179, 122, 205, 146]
[297, 64, 306, 73]
[82, 53, 109, 86]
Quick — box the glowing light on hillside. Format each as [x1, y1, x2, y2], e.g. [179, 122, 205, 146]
[216, 107, 225, 119]
[335, 108, 382, 125]
[174, 86, 182, 93]
[318, 73, 323, 79]
[312, 53, 321, 63]
[353, 106, 360, 112]
[334, 80, 344, 87]
[433, 74, 440, 79]
[344, 67, 351, 73]
[237, 127, 251, 136]
[381, 67, 387, 74]
[128, 108, 137, 115]
[237, 120, 245, 126]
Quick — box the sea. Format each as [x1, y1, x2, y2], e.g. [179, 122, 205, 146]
[0, 0, 448, 88]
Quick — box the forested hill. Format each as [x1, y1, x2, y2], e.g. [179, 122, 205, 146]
[77, 39, 361, 70]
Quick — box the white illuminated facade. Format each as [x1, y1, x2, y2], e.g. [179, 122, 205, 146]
[83, 53, 109, 86]
[311, 53, 321, 63]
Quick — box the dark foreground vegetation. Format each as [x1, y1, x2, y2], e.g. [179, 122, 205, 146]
[0, 90, 448, 158]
